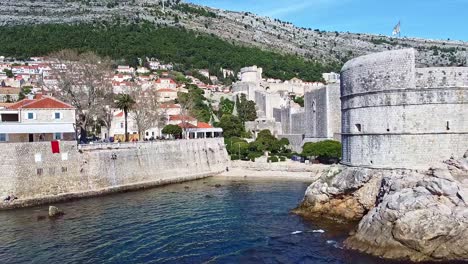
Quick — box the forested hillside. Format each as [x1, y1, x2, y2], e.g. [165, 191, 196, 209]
[0, 23, 339, 81]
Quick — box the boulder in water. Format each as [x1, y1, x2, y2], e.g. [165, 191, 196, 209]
[48, 206, 64, 218]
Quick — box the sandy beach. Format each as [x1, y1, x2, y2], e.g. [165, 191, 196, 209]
[217, 161, 330, 181]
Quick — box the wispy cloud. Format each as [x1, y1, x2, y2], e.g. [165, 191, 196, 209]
[261, 0, 338, 18]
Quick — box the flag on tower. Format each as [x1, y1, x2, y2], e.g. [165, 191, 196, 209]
[392, 21, 401, 36]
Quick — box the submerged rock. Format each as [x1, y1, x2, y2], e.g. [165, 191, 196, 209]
[295, 156, 468, 262]
[48, 206, 64, 218]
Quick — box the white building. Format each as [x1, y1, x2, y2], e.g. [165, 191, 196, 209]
[154, 78, 177, 90]
[322, 72, 340, 84]
[116, 65, 135, 74]
[136, 67, 150, 75]
[156, 88, 178, 102]
[0, 94, 76, 142]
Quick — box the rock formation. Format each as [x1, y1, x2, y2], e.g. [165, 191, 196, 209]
[295, 155, 468, 262]
[48, 206, 64, 218]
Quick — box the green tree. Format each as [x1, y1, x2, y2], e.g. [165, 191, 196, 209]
[218, 97, 234, 117]
[293, 96, 304, 107]
[115, 94, 135, 142]
[178, 84, 211, 122]
[162, 124, 182, 138]
[238, 93, 257, 122]
[217, 114, 244, 138]
[3, 69, 13, 78]
[302, 140, 342, 163]
[0, 24, 339, 83]
[232, 141, 249, 158]
[18, 86, 32, 100]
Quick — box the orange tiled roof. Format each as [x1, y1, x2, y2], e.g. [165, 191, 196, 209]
[178, 122, 197, 129]
[7, 94, 74, 110]
[169, 115, 196, 121]
[0, 87, 20, 95]
[156, 88, 177, 93]
[155, 78, 176, 84]
[197, 122, 213, 128]
[160, 103, 181, 109]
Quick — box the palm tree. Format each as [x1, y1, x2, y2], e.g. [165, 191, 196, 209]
[115, 94, 135, 142]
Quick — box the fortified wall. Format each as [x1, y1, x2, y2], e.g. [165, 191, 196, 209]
[304, 84, 341, 142]
[341, 48, 468, 169]
[0, 139, 229, 206]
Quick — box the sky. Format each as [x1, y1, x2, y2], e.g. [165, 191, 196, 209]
[186, 0, 468, 41]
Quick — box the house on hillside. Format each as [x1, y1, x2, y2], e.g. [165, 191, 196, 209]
[156, 88, 178, 102]
[0, 94, 76, 142]
[116, 65, 135, 74]
[107, 110, 139, 142]
[160, 103, 181, 116]
[167, 115, 223, 139]
[0, 87, 20, 103]
[154, 78, 177, 90]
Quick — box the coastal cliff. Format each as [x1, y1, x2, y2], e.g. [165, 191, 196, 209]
[0, 139, 229, 209]
[294, 152, 468, 262]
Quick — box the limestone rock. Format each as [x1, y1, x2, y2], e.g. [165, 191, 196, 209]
[345, 169, 468, 262]
[294, 166, 381, 221]
[297, 153, 468, 262]
[48, 206, 64, 218]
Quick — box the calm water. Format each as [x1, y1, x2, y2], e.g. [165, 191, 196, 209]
[0, 177, 410, 264]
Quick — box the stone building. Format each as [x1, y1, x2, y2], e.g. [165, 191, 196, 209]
[341, 48, 468, 169]
[0, 94, 76, 142]
[303, 83, 341, 142]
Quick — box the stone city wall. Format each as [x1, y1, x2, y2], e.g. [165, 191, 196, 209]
[340, 48, 468, 169]
[415, 67, 468, 88]
[304, 84, 341, 141]
[0, 139, 229, 207]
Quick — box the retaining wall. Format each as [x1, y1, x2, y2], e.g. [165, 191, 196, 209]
[0, 139, 229, 208]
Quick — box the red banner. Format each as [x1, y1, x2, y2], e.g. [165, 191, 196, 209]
[51, 141, 60, 154]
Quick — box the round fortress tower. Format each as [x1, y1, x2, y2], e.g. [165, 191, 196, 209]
[340, 48, 468, 169]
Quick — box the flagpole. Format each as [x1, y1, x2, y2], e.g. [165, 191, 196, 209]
[399, 21, 401, 38]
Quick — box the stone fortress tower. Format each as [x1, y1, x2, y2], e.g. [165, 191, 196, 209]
[340, 48, 468, 169]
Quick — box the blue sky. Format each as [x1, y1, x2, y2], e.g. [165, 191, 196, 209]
[186, 0, 468, 41]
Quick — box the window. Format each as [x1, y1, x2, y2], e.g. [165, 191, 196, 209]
[54, 133, 63, 140]
[27, 112, 35, 120]
[54, 112, 61, 120]
[120, 123, 124, 128]
[0, 134, 7, 142]
[355, 124, 362, 132]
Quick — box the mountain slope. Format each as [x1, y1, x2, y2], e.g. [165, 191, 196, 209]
[0, 0, 467, 67]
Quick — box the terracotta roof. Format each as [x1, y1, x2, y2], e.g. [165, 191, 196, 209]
[155, 78, 176, 84]
[0, 87, 20, 94]
[0, 102, 14, 108]
[114, 111, 124, 117]
[7, 94, 74, 110]
[157, 88, 177, 93]
[160, 103, 181, 109]
[197, 122, 213, 128]
[169, 115, 196, 121]
[178, 122, 197, 129]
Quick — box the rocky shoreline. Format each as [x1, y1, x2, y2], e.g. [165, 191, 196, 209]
[294, 153, 468, 262]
